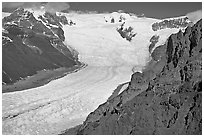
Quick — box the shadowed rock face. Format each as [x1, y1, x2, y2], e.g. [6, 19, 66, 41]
[65, 19, 202, 135]
[2, 8, 79, 84]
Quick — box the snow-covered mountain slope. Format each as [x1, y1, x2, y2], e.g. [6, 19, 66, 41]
[62, 15, 154, 67]
[62, 13, 188, 70]
[2, 10, 192, 135]
[104, 12, 135, 23]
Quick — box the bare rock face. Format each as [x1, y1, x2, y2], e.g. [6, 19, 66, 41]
[2, 8, 79, 84]
[64, 19, 202, 135]
[151, 44, 166, 62]
[152, 16, 191, 31]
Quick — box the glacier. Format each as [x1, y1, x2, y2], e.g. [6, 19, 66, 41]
[2, 12, 185, 134]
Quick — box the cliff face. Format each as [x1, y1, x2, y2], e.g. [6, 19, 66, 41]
[71, 19, 202, 135]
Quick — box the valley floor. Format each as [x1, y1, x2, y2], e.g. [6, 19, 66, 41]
[2, 65, 133, 135]
[2, 64, 85, 93]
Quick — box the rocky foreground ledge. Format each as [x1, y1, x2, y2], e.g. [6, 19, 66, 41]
[62, 19, 202, 135]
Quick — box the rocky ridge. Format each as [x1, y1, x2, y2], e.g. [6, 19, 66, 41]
[2, 8, 79, 84]
[152, 16, 192, 31]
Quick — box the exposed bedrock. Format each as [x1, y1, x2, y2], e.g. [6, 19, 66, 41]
[2, 8, 79, 84]
[152, 17, 191, 31]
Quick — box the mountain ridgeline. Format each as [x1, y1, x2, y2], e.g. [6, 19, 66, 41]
[2, 8, 79, 84]
[63, 19, 202, 135]
[152, 16, 191, 31]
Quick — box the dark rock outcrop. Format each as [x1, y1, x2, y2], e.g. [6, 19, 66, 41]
[152, 16, 192, 31]
[65, 19, 202, 135]
[117, 23, 137, 41]
[2, 8, 80, 85]
[149, 35, 159, 53]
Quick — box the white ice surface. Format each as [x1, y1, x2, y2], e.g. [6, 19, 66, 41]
[2, 13, 182, 135]
[2, 12, 11, 18]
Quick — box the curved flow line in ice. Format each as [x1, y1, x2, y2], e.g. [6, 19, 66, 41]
[2, 14, 181, 135]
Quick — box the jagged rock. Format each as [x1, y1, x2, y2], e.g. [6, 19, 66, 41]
[67, 19, 202, 135]
[43, 12, 68, 27]
[152, 17, 191, 31]
[117, 23, 137, 41]
[2, 8, 80, 84]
